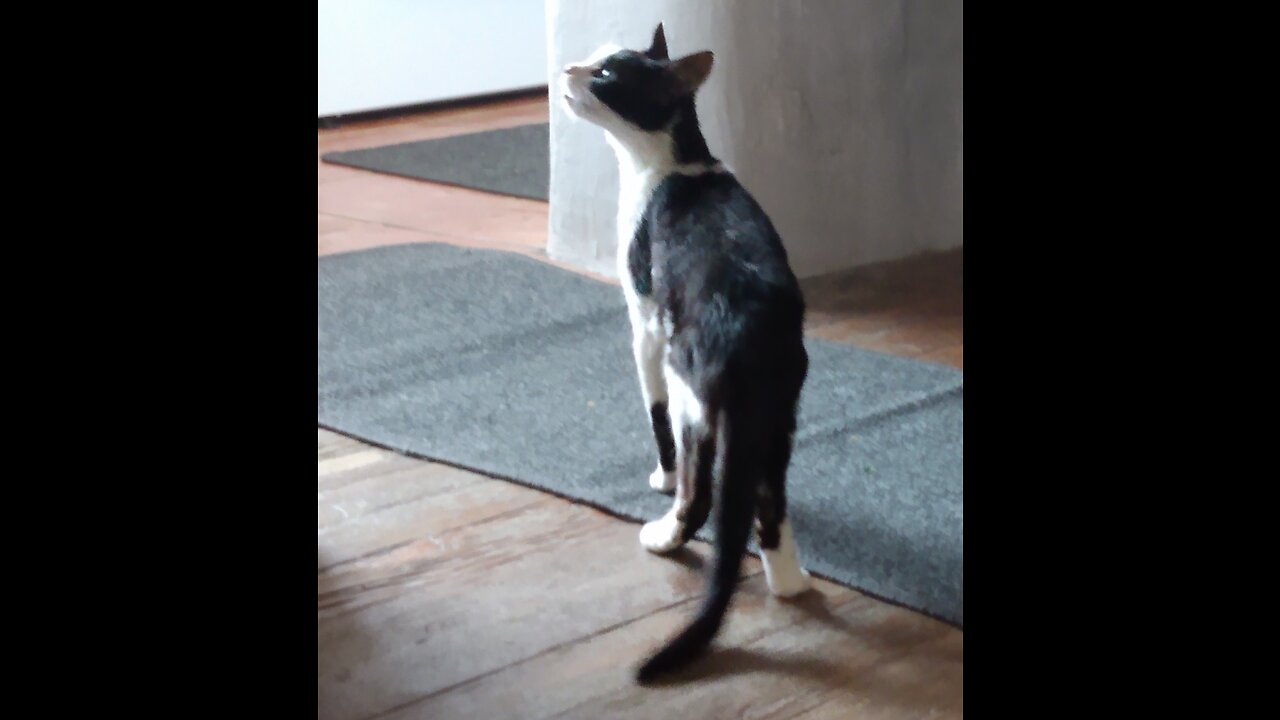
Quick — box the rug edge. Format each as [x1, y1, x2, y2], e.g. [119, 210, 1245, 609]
[318, 420, 963, 630]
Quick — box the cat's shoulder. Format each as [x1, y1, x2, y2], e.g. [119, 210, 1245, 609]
[649, 167, 755, 215]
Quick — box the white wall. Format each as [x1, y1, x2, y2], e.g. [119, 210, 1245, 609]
[547, 0, 963, 279]
[319, 0, 548, 117]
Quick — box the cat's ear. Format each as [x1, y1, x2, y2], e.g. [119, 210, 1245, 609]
[670, 51, 714, 94]
[646, 23, 669, 60]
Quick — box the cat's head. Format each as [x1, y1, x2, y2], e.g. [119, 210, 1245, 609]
[559, 23, 714, 135]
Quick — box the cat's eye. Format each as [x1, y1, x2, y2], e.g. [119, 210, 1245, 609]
[592, 68, 612, 79]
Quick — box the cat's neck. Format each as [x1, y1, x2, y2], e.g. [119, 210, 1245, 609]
[606, 101, 719, 181]
[668, 100, 715, 165]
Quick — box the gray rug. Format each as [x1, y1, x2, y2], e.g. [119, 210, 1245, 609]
[318, 244, 963, 627]
[321, 123, 549, 201]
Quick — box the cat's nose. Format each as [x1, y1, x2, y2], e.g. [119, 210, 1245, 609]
[563, 64, 590, 77]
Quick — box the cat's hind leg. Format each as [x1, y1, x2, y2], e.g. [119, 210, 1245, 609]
[756, 430, 812, 597]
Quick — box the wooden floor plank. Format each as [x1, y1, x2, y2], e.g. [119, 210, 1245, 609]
[558, 587, 959, 720]
[318, 464, 545, 567]
[319, 495, 761, 720]
[317, 175, 549, 251]
[317, 95, 547, 157]
[409, 578, 857, 720]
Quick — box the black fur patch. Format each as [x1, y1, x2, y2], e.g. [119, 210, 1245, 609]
[590, 51, 677, 131]
[628, 214, 652, 297]
[643, 170, 808, 405]
[755, 486, 781, 550]
[756, 429, 799, 550]
[649, 402, 677, 473]
[669, 98, 713, 164]
[678, 428, 716, 541]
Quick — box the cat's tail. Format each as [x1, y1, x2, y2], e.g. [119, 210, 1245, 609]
[635, 392, 764, 684]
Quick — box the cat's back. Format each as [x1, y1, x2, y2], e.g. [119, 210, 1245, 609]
[649, 169, 770, 236]
[644, 168, 805, 382]
[648, 169, 800, 296]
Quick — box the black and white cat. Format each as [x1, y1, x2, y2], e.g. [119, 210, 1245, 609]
[561, 24, 813, 682]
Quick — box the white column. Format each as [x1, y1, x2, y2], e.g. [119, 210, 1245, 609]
[545, 0, 962, 280]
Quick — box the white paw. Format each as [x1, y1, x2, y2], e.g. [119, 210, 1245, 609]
[762, 520, 811, 597]
[766, 566, 812, 598]
[649, 467, 676, 492]
[639, 512, 685, 554]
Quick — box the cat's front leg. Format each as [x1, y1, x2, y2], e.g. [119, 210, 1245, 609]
[632, 321, 677, 493]
[641, 364, 714, 553]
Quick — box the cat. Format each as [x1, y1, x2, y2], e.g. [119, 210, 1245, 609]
[560, 23, 814, 682]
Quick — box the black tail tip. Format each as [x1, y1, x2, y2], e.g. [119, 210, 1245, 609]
[635, 652, 681, 685]
[632, 645, 675, 681]
[634, 642, 709, 684]
[635, 661, 662, 685]
[635, 645, 680, 684]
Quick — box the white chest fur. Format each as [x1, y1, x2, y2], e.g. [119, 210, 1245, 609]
[606, 131, 725, 332]
[608, 133, 670, 335]
[615, 168, 666, 296]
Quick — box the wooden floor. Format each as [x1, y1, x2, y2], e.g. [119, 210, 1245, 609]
[318, 95, 963, 720]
